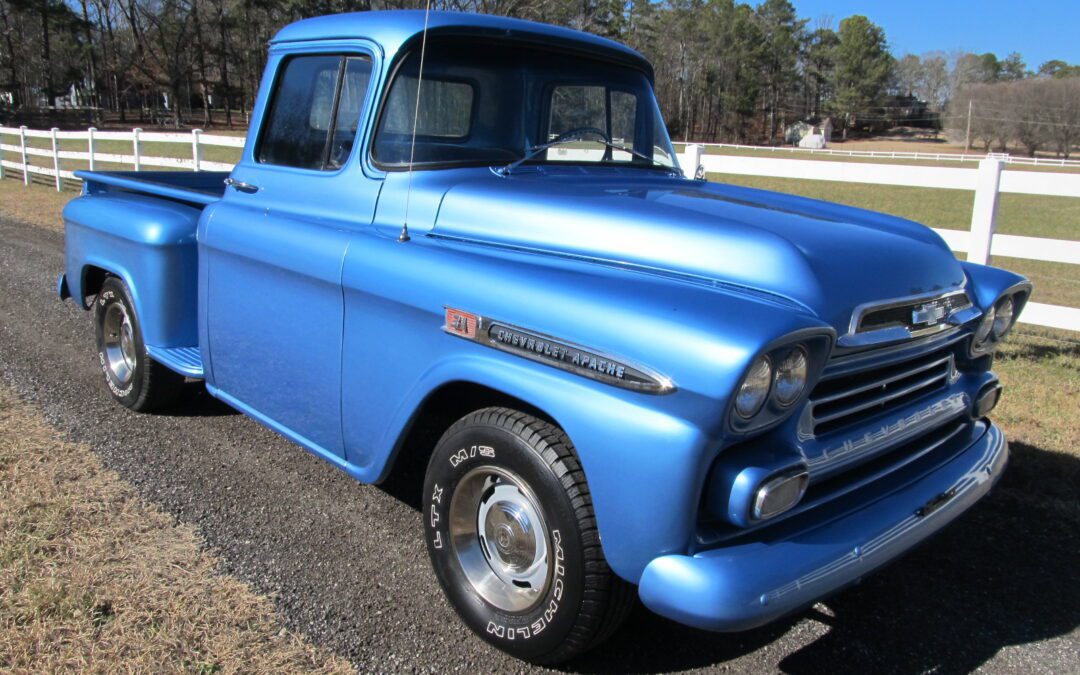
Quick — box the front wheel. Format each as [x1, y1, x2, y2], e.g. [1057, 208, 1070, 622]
[422, 408, 633, 664]
[93, 277, 184, 412]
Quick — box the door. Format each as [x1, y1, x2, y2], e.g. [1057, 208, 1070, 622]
[203, 51, 377, 458]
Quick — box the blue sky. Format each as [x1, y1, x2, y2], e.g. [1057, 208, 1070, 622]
[788, 1, 1079, 70]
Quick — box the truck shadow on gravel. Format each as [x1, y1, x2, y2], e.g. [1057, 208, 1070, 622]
[558, 439, 1080, 674]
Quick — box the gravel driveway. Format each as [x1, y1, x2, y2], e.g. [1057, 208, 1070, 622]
[0, 215, 1076, 673]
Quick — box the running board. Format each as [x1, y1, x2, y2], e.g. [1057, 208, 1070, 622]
[147, 345, 204, 378]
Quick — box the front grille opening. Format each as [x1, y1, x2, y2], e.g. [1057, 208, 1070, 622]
[810, 347, 954, 436]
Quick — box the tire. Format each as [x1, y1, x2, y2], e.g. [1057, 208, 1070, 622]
[93, 276, 184, 412]
[422, 407, 633, 664]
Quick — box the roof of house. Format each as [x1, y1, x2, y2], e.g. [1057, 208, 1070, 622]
[272, 10, 652, 77]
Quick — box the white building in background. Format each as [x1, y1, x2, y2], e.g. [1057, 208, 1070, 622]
[785, 117, 833, 147]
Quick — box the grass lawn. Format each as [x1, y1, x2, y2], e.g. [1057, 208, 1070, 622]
[0, 386, 352, 672]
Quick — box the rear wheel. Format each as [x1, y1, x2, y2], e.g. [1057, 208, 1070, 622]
[93, 277, 184, 412]
[422, 407, 633, 664]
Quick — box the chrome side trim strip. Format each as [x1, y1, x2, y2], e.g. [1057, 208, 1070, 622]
[443, 308, 676, 394]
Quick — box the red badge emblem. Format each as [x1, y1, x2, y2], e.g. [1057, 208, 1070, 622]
[445, 308, 478, 339]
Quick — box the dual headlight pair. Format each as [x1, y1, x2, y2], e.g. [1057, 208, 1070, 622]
[971, 294, 1019, 356]
[734, 346, 809, 420]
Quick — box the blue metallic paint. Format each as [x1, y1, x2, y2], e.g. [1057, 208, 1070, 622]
[58, 10, 1032, 633]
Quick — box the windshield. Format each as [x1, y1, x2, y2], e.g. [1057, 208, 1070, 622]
[373, 39, 677, 171]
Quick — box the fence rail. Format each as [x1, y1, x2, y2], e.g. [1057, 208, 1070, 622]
[675, 141, 1080, 168]
[682, 145, 1080, 334]
[0, 125, 242, 189]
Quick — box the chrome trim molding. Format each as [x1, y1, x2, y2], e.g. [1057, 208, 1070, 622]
[839, 288, 974, 348]
[443, 308, 676, 394]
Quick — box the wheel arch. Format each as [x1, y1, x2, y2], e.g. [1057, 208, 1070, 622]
[79, 263, 116, 309]
[378, 379, 561, 505]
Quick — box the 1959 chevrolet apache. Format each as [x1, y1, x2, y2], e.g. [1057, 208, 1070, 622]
[58, 10, 1032, 663]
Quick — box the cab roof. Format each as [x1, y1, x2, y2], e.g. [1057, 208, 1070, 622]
[271, 10, 653, 79]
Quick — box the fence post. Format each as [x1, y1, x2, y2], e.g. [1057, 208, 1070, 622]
[684, 143, 704, 178]
[88, 127, 97, 171]
[191, 128, 203, 171]
[968, 157, 1005, 265]
[50, 128, 62, 191]
[0, 129, 4, 181]
[19, 125, 29, 186]
[132, 127, 142, 171]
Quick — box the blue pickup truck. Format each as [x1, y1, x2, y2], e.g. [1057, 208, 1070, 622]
[59, 10, 1031, 664]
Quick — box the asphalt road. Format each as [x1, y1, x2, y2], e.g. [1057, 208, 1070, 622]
[1, 215, 1077, 674]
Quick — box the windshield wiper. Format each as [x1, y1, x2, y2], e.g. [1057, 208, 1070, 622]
[497, 134, 679, 176]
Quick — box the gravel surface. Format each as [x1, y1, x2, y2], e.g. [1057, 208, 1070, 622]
[0, 215, 1076, 674]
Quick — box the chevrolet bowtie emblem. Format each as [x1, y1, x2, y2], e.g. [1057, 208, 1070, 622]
[912, 302, 947, 326]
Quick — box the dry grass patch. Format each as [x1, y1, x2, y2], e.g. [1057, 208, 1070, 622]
[0, 386, 353, 674]
[0, 177, 70, 231]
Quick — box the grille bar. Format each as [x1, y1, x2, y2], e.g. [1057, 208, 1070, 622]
[813, 370, 951, 426]
[812, 355, 952, 406]
[810, 349, 954, 436]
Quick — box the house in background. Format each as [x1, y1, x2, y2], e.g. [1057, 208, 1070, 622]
[785, 117, 833, 147]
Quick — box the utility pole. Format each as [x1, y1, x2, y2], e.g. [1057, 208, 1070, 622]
[965, 99, 973, 153]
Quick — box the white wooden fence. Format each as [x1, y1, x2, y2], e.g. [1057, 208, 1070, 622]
[675, 141, 1080, 168]
[0, 125, 243, 190]
[682, 144, 1080, 333]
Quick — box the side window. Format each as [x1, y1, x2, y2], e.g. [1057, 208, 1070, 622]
[257, 54, 372, 171]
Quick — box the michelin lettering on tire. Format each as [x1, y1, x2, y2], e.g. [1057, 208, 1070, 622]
[422, 408, 632, 663]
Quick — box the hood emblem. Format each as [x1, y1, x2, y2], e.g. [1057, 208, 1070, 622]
[912, 301, 948, 327]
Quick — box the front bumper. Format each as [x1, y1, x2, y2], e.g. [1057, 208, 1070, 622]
[638, 420, 1007, 631]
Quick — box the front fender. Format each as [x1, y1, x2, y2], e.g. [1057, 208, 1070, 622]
[374, 351, 713, 583]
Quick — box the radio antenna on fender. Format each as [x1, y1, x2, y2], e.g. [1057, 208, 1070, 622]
[399, 0, 432, 243]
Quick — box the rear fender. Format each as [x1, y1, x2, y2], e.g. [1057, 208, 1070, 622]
[63, 193, 202, 348]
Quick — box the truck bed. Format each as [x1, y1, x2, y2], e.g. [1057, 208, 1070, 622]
[74, 170, 230, 206]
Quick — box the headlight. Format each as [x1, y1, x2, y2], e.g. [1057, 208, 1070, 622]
[993, 296, 1014, 339]
[735, 355, 772, 418]
[772, 347, 808, 407]
[974, 305, 995, 346]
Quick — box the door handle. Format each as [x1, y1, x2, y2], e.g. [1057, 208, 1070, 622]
[224, 177, 259, 194]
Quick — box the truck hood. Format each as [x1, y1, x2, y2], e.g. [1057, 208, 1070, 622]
[432, 172, 965, 331]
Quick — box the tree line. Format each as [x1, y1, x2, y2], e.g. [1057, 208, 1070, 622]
[1, 0, 1077, 151]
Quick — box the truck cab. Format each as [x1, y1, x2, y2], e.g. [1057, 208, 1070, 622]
[59, 10, 1030, 664]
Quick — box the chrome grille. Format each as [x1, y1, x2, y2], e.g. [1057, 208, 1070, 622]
[809, 348, 954, 436]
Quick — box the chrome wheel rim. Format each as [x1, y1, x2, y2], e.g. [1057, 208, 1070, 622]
[102, 302, 136, 385]
[449, 466, 551, 613]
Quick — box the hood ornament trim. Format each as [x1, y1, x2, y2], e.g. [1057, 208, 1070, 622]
[838, 289, 975, 349]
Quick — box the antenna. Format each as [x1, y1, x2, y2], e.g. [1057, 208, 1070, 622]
[399, 0, 432, 243]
